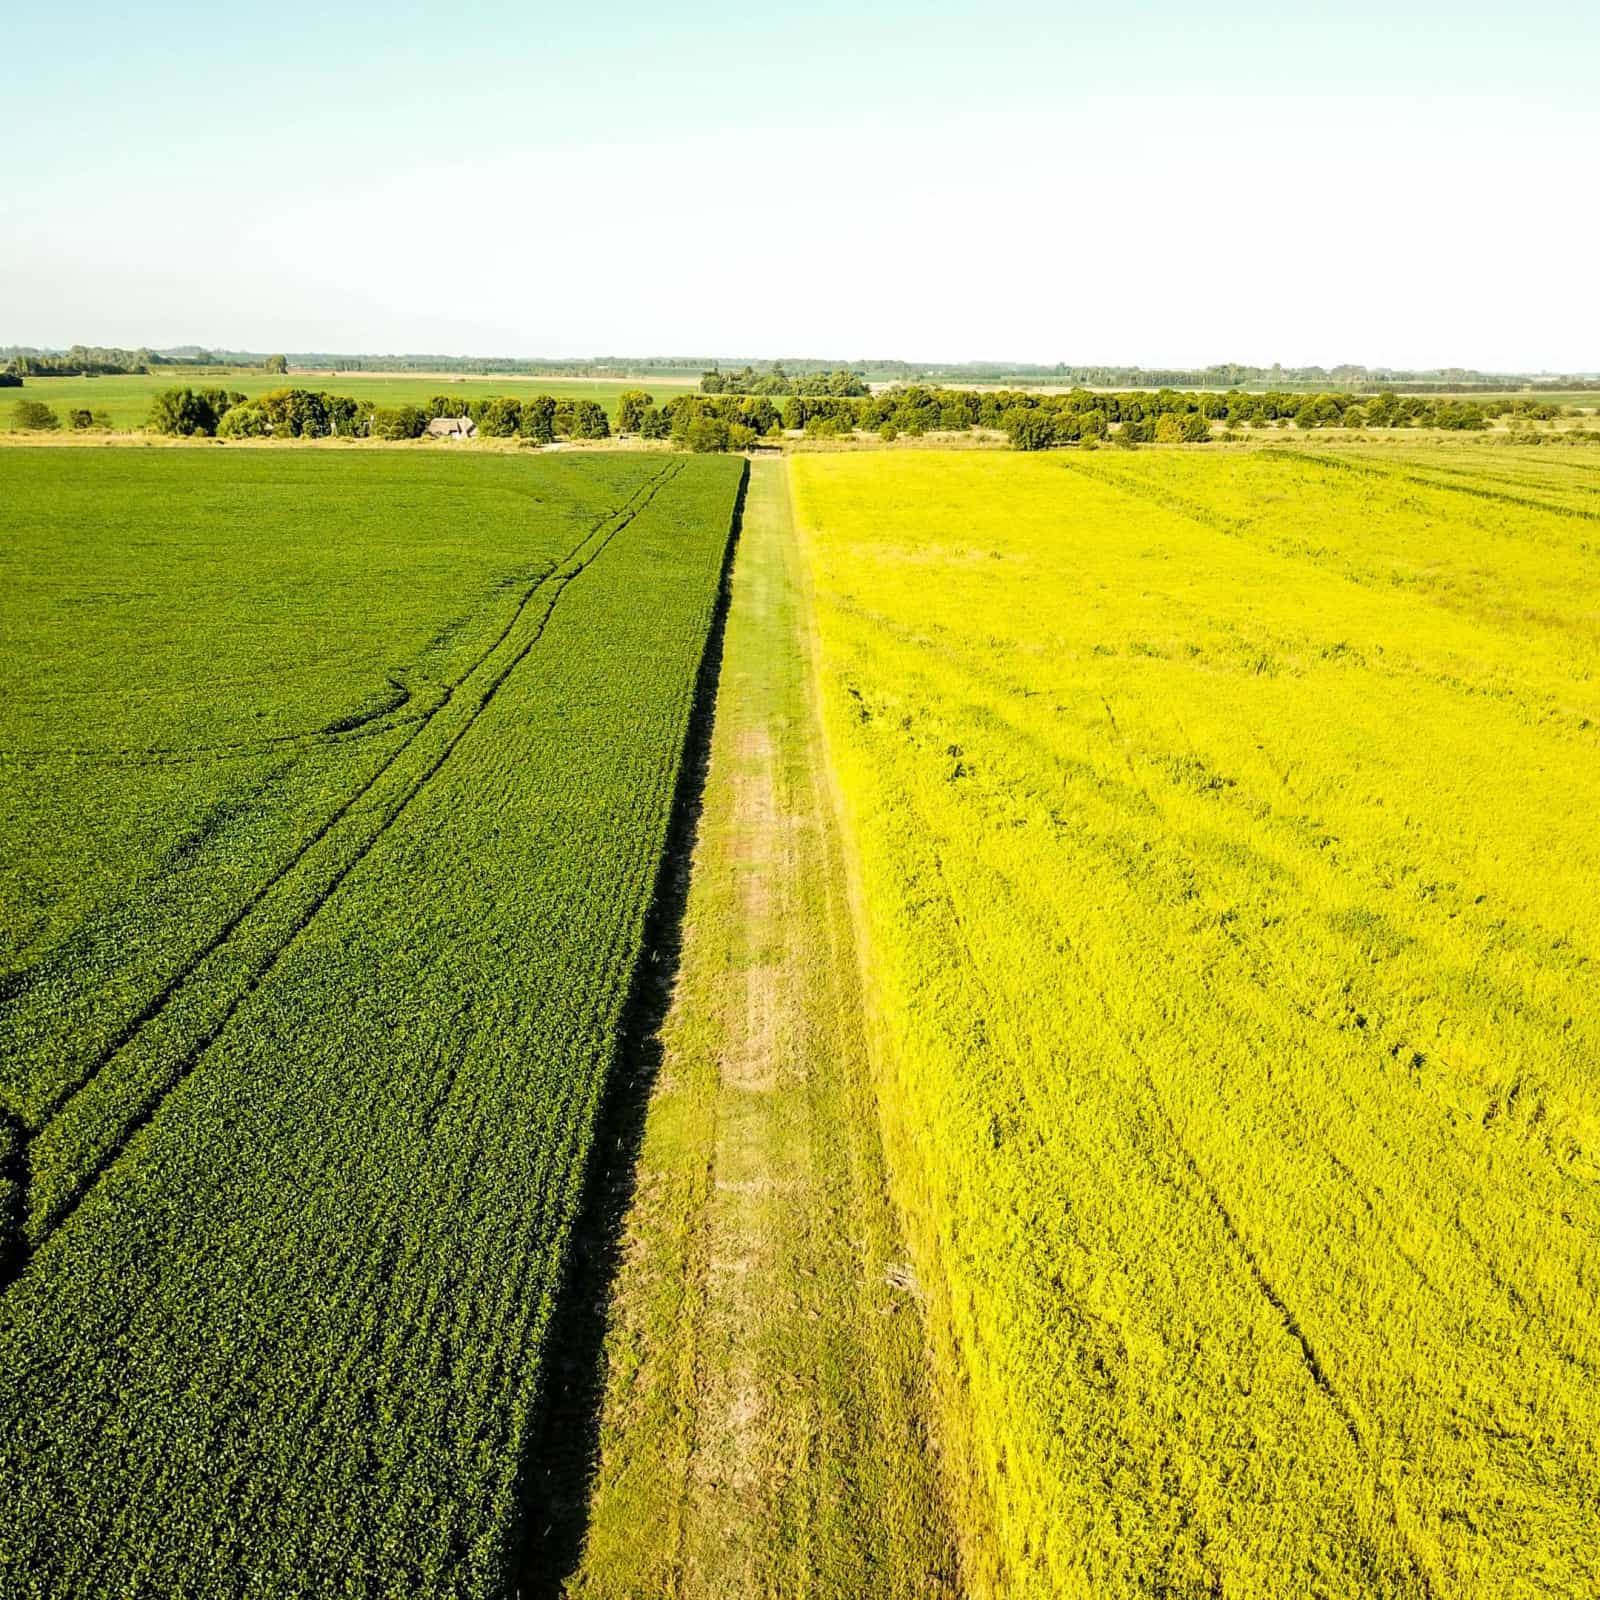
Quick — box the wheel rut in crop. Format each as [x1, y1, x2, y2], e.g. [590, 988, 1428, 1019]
[0, 461, 686, 1292]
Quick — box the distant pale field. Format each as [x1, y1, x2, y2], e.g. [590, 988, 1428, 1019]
[793, 444, 1600, 1598]
[0, 371, 700, 431]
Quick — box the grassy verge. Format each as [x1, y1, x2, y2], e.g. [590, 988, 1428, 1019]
[566, 457, 957, 1598]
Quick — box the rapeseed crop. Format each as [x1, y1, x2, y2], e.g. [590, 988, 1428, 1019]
[793, 445, 1600, 1599]
[0, 448, 744, 1597]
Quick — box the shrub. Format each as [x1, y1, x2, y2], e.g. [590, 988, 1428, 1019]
[216, 406, 268, 439]
[1154, 413, 1186, 444]
[569, 400, 610, 440]
[69, 409, 94, 430]
[371, 406, 425, 440]
[684, 414, 731, 453]
[615, 389, 654, 434]
[475, 397, 523, 438]
[147, 387, 244, 437]
[880, 422, 899, 442]
[12, 399, 60, 432]
[1003, 408, 1055, 451]
[517, 396, 556, 443]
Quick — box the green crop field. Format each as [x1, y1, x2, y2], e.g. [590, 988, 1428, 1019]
[0, 447, 744, 1597]
[0, 372, 701, 432]
[792, 445, 1600, 1598]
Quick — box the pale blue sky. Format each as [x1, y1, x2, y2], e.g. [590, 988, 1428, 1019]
[6, 2, 1597, 367]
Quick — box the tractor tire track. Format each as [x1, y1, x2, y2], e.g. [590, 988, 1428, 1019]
[24, 463, 677, 1132]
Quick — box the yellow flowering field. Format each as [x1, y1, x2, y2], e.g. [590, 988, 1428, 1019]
[792, 445, 1600, 1599]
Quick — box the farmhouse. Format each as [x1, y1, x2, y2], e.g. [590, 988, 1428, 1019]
[425, 415, 477, 439]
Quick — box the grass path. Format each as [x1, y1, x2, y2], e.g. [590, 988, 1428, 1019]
[566, 456, 958, 1598]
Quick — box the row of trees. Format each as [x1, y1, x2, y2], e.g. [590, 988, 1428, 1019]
[700, 365, 868, 397]
[9, 399, 114, 432]
[3, 346, 159, 377]
[145, 387, 621, 443]
[736, 385, 1569, 447]
[127, 381, 1579, 450]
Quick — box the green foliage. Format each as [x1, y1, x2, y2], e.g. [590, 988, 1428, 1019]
[1003, 408, 1055, 451]
[700, 364, 868, 397]
[68, 408, 93, 430]
[517, 395, 556, 443]
[684, 414, 731, 453]
[263, 354, 289, 374]
[615, 388, 655, 433]
[147, 387, 247, 437]
[0, 448, 746, 1595]
[570, 399, 611, 440]
[370, 404, 426, 440]
[11, 399, 60, 431]
[212, 388, 370, 439]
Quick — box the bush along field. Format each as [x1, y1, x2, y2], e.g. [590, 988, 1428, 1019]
[0, 447, 745, 1598]
[793, 445, 1600, 1598]
[10, 375, 1592, 450]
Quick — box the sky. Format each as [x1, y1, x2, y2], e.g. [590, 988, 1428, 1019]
[5, 1, 1598, 370]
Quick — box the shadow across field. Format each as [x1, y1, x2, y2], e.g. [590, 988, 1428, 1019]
[507, 460, 749, 1600]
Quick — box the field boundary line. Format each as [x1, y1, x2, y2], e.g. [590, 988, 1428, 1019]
[512, 459, 746, 1600]
[786, 461, 992, 1595]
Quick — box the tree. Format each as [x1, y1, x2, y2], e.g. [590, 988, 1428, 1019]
[518, 396, 557, 443]
[371, 405, 425, 440]
[615, 389, 654, 433]
[639, 406, 669, 441]
[684, 414, 731, 453]
[12, 399, 59, 431]
[477, 397, 522, 437]
[569, 400, 610, 440]
[1003, 408, 1055, 451]
[148, 386, 242, 436]
[1179, 412, 1212, 443]
[263, 354, 289, 374]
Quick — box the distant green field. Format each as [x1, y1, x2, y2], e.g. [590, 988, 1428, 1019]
[0, 371, 701, 432]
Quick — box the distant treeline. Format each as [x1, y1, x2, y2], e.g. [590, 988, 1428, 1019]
[861, 361, 1600, 393]
[1, 345, 169, 377]
[111, 382, 1579, 452]
[700, 365, 869, 397]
